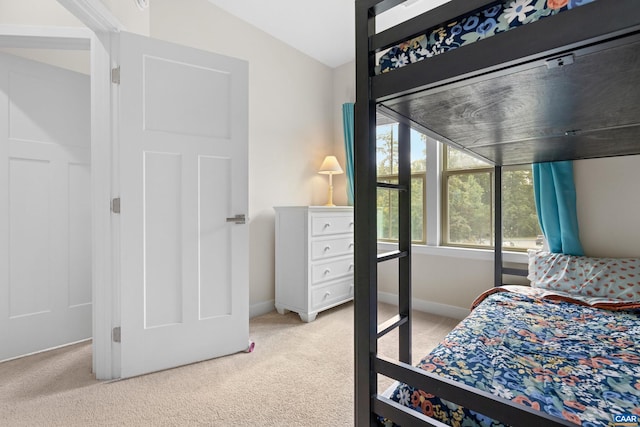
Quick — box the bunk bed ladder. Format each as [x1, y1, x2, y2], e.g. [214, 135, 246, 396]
[376, 119, 412, 360]
[355, 2, 415, 425]
[355, 116, 413, 424]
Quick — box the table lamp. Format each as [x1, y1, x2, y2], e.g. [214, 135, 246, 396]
[318, 155, 344, 207]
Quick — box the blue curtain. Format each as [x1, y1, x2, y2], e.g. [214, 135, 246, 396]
[532, 161, 584, 255]
[342, 103, 355, 206]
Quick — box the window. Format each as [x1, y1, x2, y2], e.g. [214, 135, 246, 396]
[374, 117, 541, 253]
[375, 120, 426, 243]
[442, 146, 542, 250]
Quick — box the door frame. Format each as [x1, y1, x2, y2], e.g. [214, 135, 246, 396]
[0, 0, 123, 380]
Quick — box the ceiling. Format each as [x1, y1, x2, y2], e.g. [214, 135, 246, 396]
[206, 0, 451, 68]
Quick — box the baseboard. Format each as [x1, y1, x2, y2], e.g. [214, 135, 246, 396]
[250, 299, 275, 318]
[0, 337, 92, 364]
[250, 295, 469, 320]
[377, 292, 469, 320]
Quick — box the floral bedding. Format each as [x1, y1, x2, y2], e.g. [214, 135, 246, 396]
[382, 287, 640, 426]
[376, 0, 596, 75]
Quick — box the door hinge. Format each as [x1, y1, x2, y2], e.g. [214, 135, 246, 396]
[112, 326, 121, 343]
[111, 197, 121, 214]
[111, 66, 120, 84]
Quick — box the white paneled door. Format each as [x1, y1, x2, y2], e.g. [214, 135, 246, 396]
[117, 32, 249, 378]
[0, 53, 92, 362]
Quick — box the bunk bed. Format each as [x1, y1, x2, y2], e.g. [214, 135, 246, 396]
[354, 0, 640, 426]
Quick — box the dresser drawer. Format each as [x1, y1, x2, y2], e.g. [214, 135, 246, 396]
[311, 257, 354, 284]
[311, 279, 354, 310]
[310, 213, 354, 237]
[310, 236, 354, 261]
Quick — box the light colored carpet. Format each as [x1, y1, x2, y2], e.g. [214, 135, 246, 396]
[0, 302, 459, 426]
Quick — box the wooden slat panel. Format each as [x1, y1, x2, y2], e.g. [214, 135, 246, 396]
[381, 31, 640, 165]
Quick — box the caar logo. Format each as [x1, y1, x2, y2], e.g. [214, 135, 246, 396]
[614, 414, 639, 427]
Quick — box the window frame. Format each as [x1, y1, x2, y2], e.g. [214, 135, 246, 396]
[441, 166, 494, 250]
[441, 147, 539, 251]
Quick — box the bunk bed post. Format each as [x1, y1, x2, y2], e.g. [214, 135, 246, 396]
[354, 1, 378, 425]
[397, 122, 412, 364]
[494, 165, 503, 287]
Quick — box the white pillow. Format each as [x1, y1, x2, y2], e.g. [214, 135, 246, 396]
[527, 250, 640, 302]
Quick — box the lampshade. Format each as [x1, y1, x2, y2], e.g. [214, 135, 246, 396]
[318, 156, 344, 174]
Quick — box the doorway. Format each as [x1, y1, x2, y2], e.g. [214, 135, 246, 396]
[0, 49, 92, 362]
[0, 24, 111, 378]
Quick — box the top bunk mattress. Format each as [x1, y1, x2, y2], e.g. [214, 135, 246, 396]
[376, 0, 596, 75]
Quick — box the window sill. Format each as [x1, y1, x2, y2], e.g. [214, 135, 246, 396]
[377, 242, 529, 264]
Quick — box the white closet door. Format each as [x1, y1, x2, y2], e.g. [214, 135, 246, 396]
[0, 52, 91, 362]
[117, 32, 249, 378]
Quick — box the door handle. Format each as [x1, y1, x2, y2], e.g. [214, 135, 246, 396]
[226, 214, 246, 224]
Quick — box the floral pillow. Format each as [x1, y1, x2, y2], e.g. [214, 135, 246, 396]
[527, 250, 640, 302]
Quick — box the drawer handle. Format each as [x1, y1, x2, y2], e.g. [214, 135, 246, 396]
[348, 264, 354, 271]
[324, 291, 331, 299]
[323, 245, 331, 252]
[323, 268, 331, 276]
[349, 222, 354, 227]
[323, 222, 331, 229]
[348, 242, 354, 248]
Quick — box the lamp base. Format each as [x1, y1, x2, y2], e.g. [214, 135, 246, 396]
[325, 184, 336, 207]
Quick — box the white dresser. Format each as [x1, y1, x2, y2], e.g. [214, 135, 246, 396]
[274, 206, 354, 322]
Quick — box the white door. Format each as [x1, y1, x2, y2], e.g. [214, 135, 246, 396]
[0, 52, 92, 361]
[117, 32, 249, 378]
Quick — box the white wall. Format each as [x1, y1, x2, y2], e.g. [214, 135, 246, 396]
[0, 0, 85, 73]
[575, 155, 640, 258]
[377, 256, 492, 310]
[333, 59, 640, 312]
[0, 48, 89, 75]
[0, 1, 90, 74]
[0, 0, 84, 26]
[0, 0, 149, 34]
[150, 0, 335, 311]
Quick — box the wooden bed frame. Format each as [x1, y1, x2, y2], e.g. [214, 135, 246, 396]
[354, 1, 640, 425]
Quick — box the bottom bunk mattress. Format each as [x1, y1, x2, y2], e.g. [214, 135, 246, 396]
[382, 288, 640, 426]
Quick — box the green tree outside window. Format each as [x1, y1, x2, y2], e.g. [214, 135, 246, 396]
[376, 122, 426, 243]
